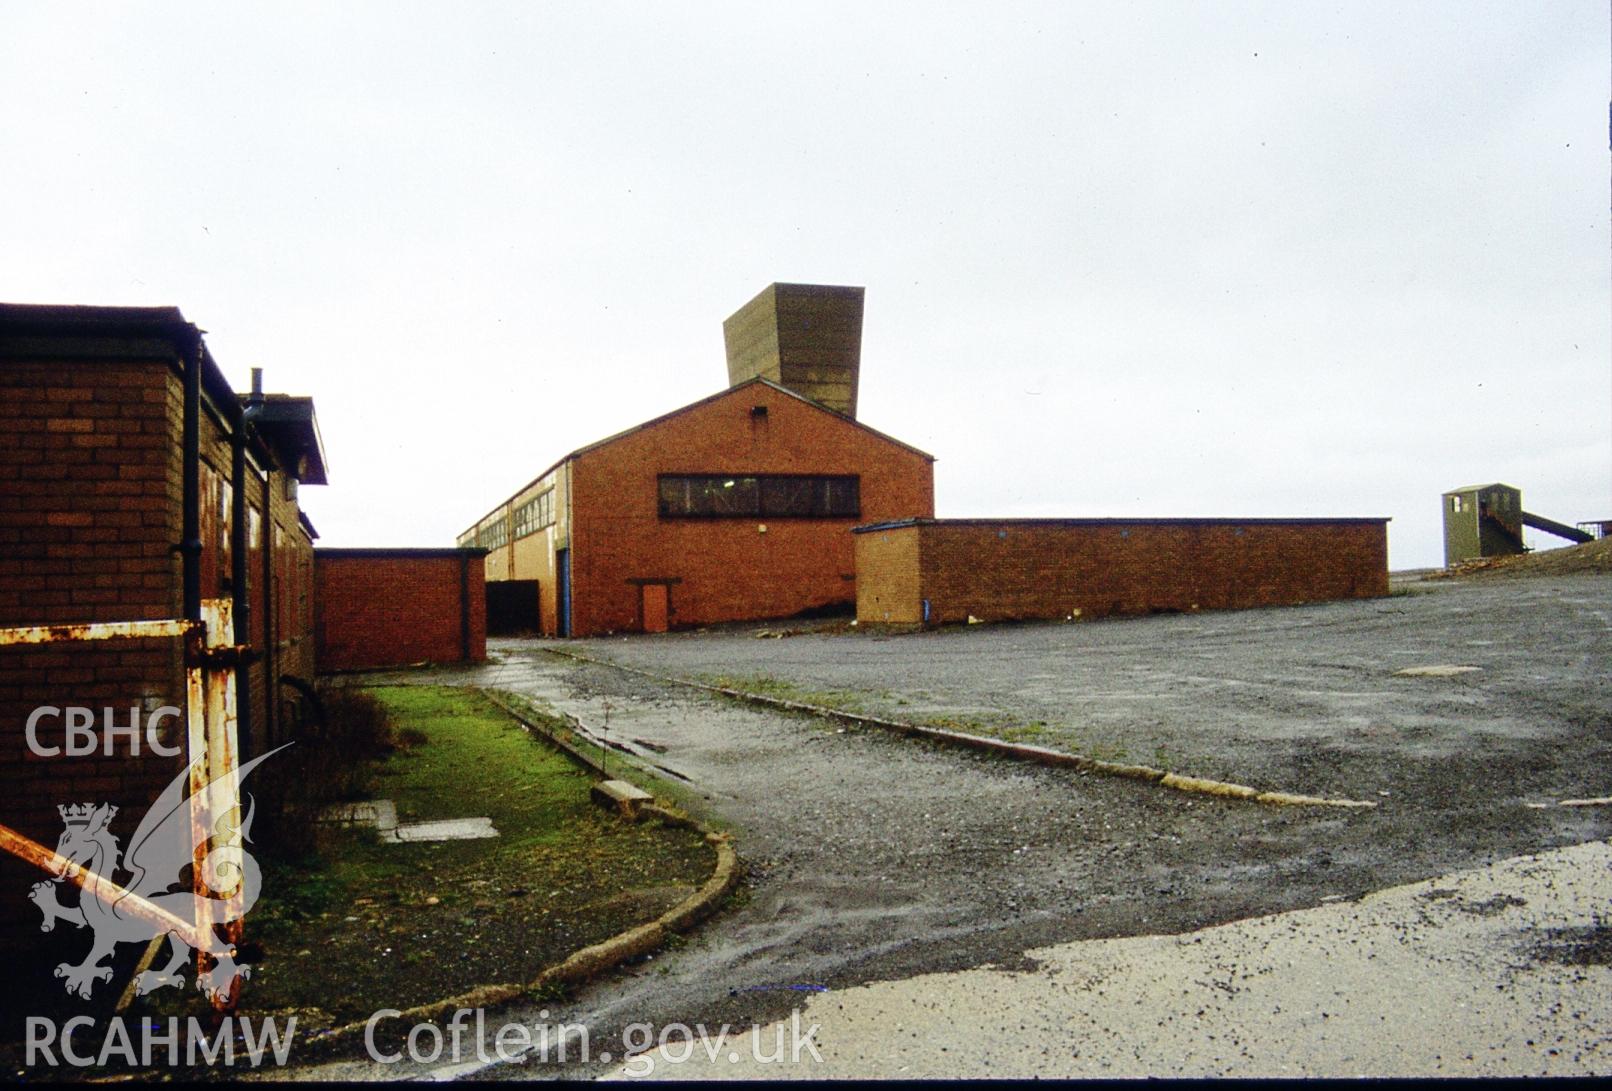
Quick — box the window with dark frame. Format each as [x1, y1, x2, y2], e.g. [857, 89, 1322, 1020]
[514, 490, 556, 539]
[478, 519, 509, 550]
[657, 474, 860, 518]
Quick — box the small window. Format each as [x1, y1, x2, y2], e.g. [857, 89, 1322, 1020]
[219, 479, 233, 573]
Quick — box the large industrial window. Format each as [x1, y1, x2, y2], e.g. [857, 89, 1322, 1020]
[479, 519, 509, 550]
[514, 490, 555, 539]
[658, 475, 860, 519]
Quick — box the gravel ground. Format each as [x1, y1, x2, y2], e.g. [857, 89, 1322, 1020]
[567, 573, 1612, 809]
[286, 573, 1610, 1080]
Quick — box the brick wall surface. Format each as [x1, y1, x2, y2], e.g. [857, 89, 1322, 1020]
[853, 523, 924, 624]
[0, 348, 321, 941]
[315, 551, 486, 670]
[855, 519, 1390, 626]
[567, 382, 934, 636]
[0, 359, 189, 939]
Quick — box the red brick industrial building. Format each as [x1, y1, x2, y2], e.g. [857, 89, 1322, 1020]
[0, 302, 326, 934]
[460, 285, 936, 636]
[461, 283, 1391, 636]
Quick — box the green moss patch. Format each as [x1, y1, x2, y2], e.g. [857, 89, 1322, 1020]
[163, 686, 713, 1029]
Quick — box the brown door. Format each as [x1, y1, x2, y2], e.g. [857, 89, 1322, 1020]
[641, 583, 669, 633]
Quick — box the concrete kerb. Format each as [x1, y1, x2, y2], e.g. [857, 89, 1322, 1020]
[545, 648, 1378, 810]
[481, 687, 615, 780]
[297, 688, 741, 1054]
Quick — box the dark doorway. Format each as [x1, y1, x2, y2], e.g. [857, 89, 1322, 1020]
[487, 579, 540, 635]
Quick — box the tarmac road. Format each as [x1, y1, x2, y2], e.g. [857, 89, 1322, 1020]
[609, 839, 1612, 1078]
[292, 574, 1609, 1080]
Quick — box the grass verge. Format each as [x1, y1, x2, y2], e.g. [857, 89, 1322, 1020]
[696, 671, 1134, 762]
[484, 689, 724, 831]
[140, 685, 715, 1032]
[690, 667, 1366, 807]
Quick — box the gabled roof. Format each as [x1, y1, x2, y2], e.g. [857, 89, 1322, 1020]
[573, 377, 932, 463]
[467, 377, 935, 531]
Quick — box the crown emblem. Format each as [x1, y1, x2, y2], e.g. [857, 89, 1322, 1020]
[58, 803, 114, 827]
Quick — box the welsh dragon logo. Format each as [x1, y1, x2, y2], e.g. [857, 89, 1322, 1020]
[28, 747, 286, 1002]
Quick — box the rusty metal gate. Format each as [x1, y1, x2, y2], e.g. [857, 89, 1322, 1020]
[0, 598, 250, 1012]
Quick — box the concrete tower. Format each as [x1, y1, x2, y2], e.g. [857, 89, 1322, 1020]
[722, 283, 864, 419]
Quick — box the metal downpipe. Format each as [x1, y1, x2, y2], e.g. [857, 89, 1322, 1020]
[179, 330, 203, 623]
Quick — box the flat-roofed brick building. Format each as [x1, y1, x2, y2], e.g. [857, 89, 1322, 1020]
[854, 517, 1391, 626]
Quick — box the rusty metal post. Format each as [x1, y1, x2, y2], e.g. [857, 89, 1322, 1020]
[0, 617, 215, 960]
[0, 608, 249, 1011]
[184, 610, 212, 997]
[206, 599, 246, 1011]
[189, 599, 247, 1012]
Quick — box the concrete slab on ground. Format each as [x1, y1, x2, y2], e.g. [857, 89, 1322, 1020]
[593, 778, 656, 818]
[316, 799, 497, 843]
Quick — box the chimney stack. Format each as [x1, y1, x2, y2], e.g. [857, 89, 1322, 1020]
[723, 283, 863, 418]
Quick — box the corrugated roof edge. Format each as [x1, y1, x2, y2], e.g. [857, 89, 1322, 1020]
[458, 376, 936, 537]
[853, 516, 1393, 533]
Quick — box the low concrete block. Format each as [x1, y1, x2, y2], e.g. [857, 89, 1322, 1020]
[318, 799, 398, 833]
[391, 817, 499, 842]
[592, 778, 655, 818]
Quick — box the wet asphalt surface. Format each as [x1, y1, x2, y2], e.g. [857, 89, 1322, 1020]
[308, 574, 1610, 1080]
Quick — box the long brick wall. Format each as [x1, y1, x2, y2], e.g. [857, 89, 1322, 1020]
[315, 549, 487, 670]
[854, 518, 1390, 626]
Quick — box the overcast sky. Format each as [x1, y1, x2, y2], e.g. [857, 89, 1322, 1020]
[3, 2, 1607, 569]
